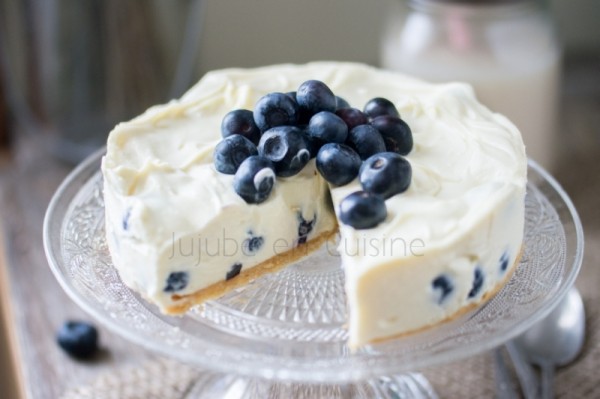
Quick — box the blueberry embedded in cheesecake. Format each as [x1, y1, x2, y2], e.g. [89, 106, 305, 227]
[102, 62, 526, 348]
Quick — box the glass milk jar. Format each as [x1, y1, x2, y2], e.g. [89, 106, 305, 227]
[381, 0, 561, 169]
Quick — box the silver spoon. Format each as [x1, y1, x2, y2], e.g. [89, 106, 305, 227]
[514, 288, 586, 399]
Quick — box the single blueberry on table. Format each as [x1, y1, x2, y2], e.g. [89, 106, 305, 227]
[56, 321, 99, 359]
[258, 126, 311, 177]
[363, 97, 400, 119]
[164, 271, 190, 293]
[339, 191, 387, 229]
[347, 124, 386, 160]
[244, 235, 264, 254]
[253, 92, 299, 132]
[297, 213, 316, 244]
[221, 109, 261, 144]
[336, 95, 350, 109]
[296, 80, 337, 115]
[213, 134, 258, 175]
[468, 268, 485, 299]
[316, 143, 361, 186]
[233, 156, 276, 204]
[335, 107, 368, 131]
[307, 111, 348, 143]
[359, 152, 412, 199]
[371, 115, 413, 155]
[432, 275, 454, 305]
[499, 252, 510, 273]
[226, 263, 243, 280]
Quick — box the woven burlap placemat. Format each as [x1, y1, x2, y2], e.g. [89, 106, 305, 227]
[62, 294, 599, 399]
[62, 358, 200, 399]
[422, 297, 599, 399]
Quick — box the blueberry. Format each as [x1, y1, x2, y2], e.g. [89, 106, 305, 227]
[297, 213, 316, 244]
[335, 107, 368, 131]
[164, 271, 189, 293]
[432, 275, 454, 304]
[371, 116, 413, 155]
[339, 191, 387, 229]
[221, 109, 261, 144]
[214, 135, 258, 175]
[347, 124, 386, 160]
[226, 263, 243, 280]
[468, 268, 484, 299]
[233, 156, 276, 204]
[307, 111, 348, 143]
[253, 92, 299, 132]
[336, 95, 350, 109]
[363, 97, 399, 119]
[316, 143, 361, 186]
[296, 80, 336, 115]
[304, 133, 325, 158]
[499, 252, 510, 273]
[258, 126, 311, 177]
[57, 321, 99, 359]
[286, 91, 312, 125]
[122, 208, 131, 231]
[243, 235, 264, 253]
[359, 152, 411, 199]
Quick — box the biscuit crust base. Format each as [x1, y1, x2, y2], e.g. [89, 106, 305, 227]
[162, 238, 523, 349]
[164, 229, 339, 314]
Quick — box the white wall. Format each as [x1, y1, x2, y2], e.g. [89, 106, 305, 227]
[196, 0, 395, 73]
[195, 0, 600, 75]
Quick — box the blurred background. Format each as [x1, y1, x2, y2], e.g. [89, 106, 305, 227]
[0, 0, 599, 398]
[1, 0, 598, 164]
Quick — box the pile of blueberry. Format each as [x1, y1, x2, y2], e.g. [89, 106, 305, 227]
[213, 80, 413, 229]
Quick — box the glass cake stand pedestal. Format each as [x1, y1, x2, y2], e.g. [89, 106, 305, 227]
[43, 149, 583, 399]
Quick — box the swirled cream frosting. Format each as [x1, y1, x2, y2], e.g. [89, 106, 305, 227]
[102, 62, 526, 347]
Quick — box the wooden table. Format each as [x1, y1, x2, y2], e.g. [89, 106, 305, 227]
[1, 56, 599, 398]
[0, 139, 152, 399]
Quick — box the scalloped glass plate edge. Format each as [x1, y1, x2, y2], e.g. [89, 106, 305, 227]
[43, 150, 584, 383]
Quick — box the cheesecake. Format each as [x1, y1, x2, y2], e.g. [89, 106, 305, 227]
[102, 62, 526, 347]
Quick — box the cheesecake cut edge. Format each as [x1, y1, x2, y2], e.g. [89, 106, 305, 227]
[161, 228, 338, 315]
[356, 245, 523, 349]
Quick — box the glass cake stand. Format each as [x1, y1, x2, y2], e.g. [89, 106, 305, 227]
[43, 148, 583, 399]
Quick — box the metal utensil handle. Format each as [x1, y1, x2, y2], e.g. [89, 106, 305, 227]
[541, 362, 555, 399]
[493, 348, 519, 399]
[506, 341, 540, 399]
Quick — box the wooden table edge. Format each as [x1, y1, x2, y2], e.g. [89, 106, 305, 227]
[0, 225, 27, 399]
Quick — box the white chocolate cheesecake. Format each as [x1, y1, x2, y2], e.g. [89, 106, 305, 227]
[102, 62, 526, 347]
